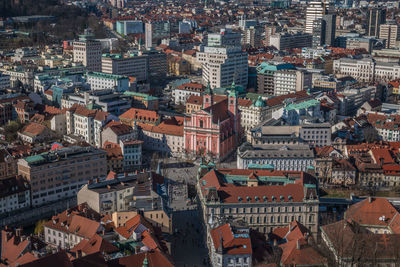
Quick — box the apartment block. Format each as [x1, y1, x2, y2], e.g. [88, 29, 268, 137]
[269, 32, 312, 50]
[77, 172, 162, 215]
[197, 46, 248, 88]
[0, 176, 30, 215]
[73, 34, 102, 72]
[101, 54, 148, 82]
[379, 23, 400, 48]
[85, 72, 130, 92]
[18, 146, 107, 207]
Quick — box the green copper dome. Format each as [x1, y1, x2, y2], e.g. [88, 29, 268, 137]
[254, 96, 265, 107]
[229, 88, 238, 98]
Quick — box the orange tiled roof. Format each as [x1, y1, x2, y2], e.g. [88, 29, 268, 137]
[119, 108, 160, 123]
[210, 224, 252, 255]
[20, 122, 48, 137]
[345, 198, 400, 231]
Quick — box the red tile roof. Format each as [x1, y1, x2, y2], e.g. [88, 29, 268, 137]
[69, 234, 118, 257]
[138, 117, 183, 137]
[279, 239, 327, 266]
[108, 251, 174, 267]
[20, 122, 48, 137]
[210, 224, 252, 255]
[345, 198, 400, 231]
[0, 231, 33, 266]
[105, 123, 133, 136]
[370, 148, 395, 165]
[44, 105, 63, 115]
[270, 220, 310, 242]
[43, 204, 110, 240]
[19, 250, 73, 267]
[119, 108, 160, 124]
[199, 169, 317, 204]
[266, 91, 310, 107]
[367, 112, 400, 131]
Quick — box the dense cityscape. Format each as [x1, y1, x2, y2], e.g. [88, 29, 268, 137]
[0, 0, 400, 266]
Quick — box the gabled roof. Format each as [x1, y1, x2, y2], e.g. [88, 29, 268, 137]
[108, 251, 174, 267]
[105, 123, 133, 136]
[279, 239, 327, 266]
[119, 108, 159, 123]
[344, 198, 400, 231]
[270, 220, 310, 243]
[69, 234, 118, 257]
[43, 203, 109, 239]
[19, 250, 73, 267]
[20, 122, 49, 137]
[1, 231, 32, 266]
[210, 224, 252, 255]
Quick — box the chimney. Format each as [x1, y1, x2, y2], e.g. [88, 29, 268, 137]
[135, 246, 141, 254]
[369, 196, 372, 203]
[15, 227, 22, 237]
[217, 236, 224, 254]
[296, 240, 301, 250]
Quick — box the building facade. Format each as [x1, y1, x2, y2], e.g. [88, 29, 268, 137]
[73, 34, 102, 72]
[184, 86, 241, 160]
[101, 54, 148, 82]
[197, 166, 319, 236]
[18, 146, 107, 207]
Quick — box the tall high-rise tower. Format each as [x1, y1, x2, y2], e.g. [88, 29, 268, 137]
[305, 0, 333, 34]
[367, 7, 386, 37]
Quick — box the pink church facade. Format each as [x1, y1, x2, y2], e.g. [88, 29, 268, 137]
[184, 88, 241, 161]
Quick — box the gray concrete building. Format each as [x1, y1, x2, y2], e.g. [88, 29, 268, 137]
[77, 172, 162, 215]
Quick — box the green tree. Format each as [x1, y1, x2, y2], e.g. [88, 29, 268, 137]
[34, 219, 47, 236]
[4, 120, 23, 142]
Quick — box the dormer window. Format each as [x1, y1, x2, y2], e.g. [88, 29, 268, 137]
[263, 196, 267, 202]
[280, 196, 284, 202]
[272, 196, 276, 202]
[246, 196, 251, 202]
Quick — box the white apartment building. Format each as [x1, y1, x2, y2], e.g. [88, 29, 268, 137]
[145, 21, 170, 49]
[269, 32, 312, 50]
[120, 139, 143, 170]
[239, 97, 269, 141]
[86, 72, 130, 91]
[77, 173, 162, 215]
[207, 28, 242, 47]
[44, 212, 104, 249]
[366, 112, 400, 142]
[379, 24, 400, 49]
[274, 69, 312, 96]
[101, 54, 148, 82]
[305, 0, 332, 34]
[197, 46, 248, 88]
[66, 105, 115, 147]
[333, 57, 400, 83]
[73, 36, 102, 72]
[237, 144, 315, 171]
[139, 123, 184, 157]
[0, 73, 10, 91]
[172, 83, 204, 104]
[2, 69, 34, 88]
[0, 176, 30, 215]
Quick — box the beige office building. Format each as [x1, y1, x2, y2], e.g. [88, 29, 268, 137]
[18, 146, 107, 207]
